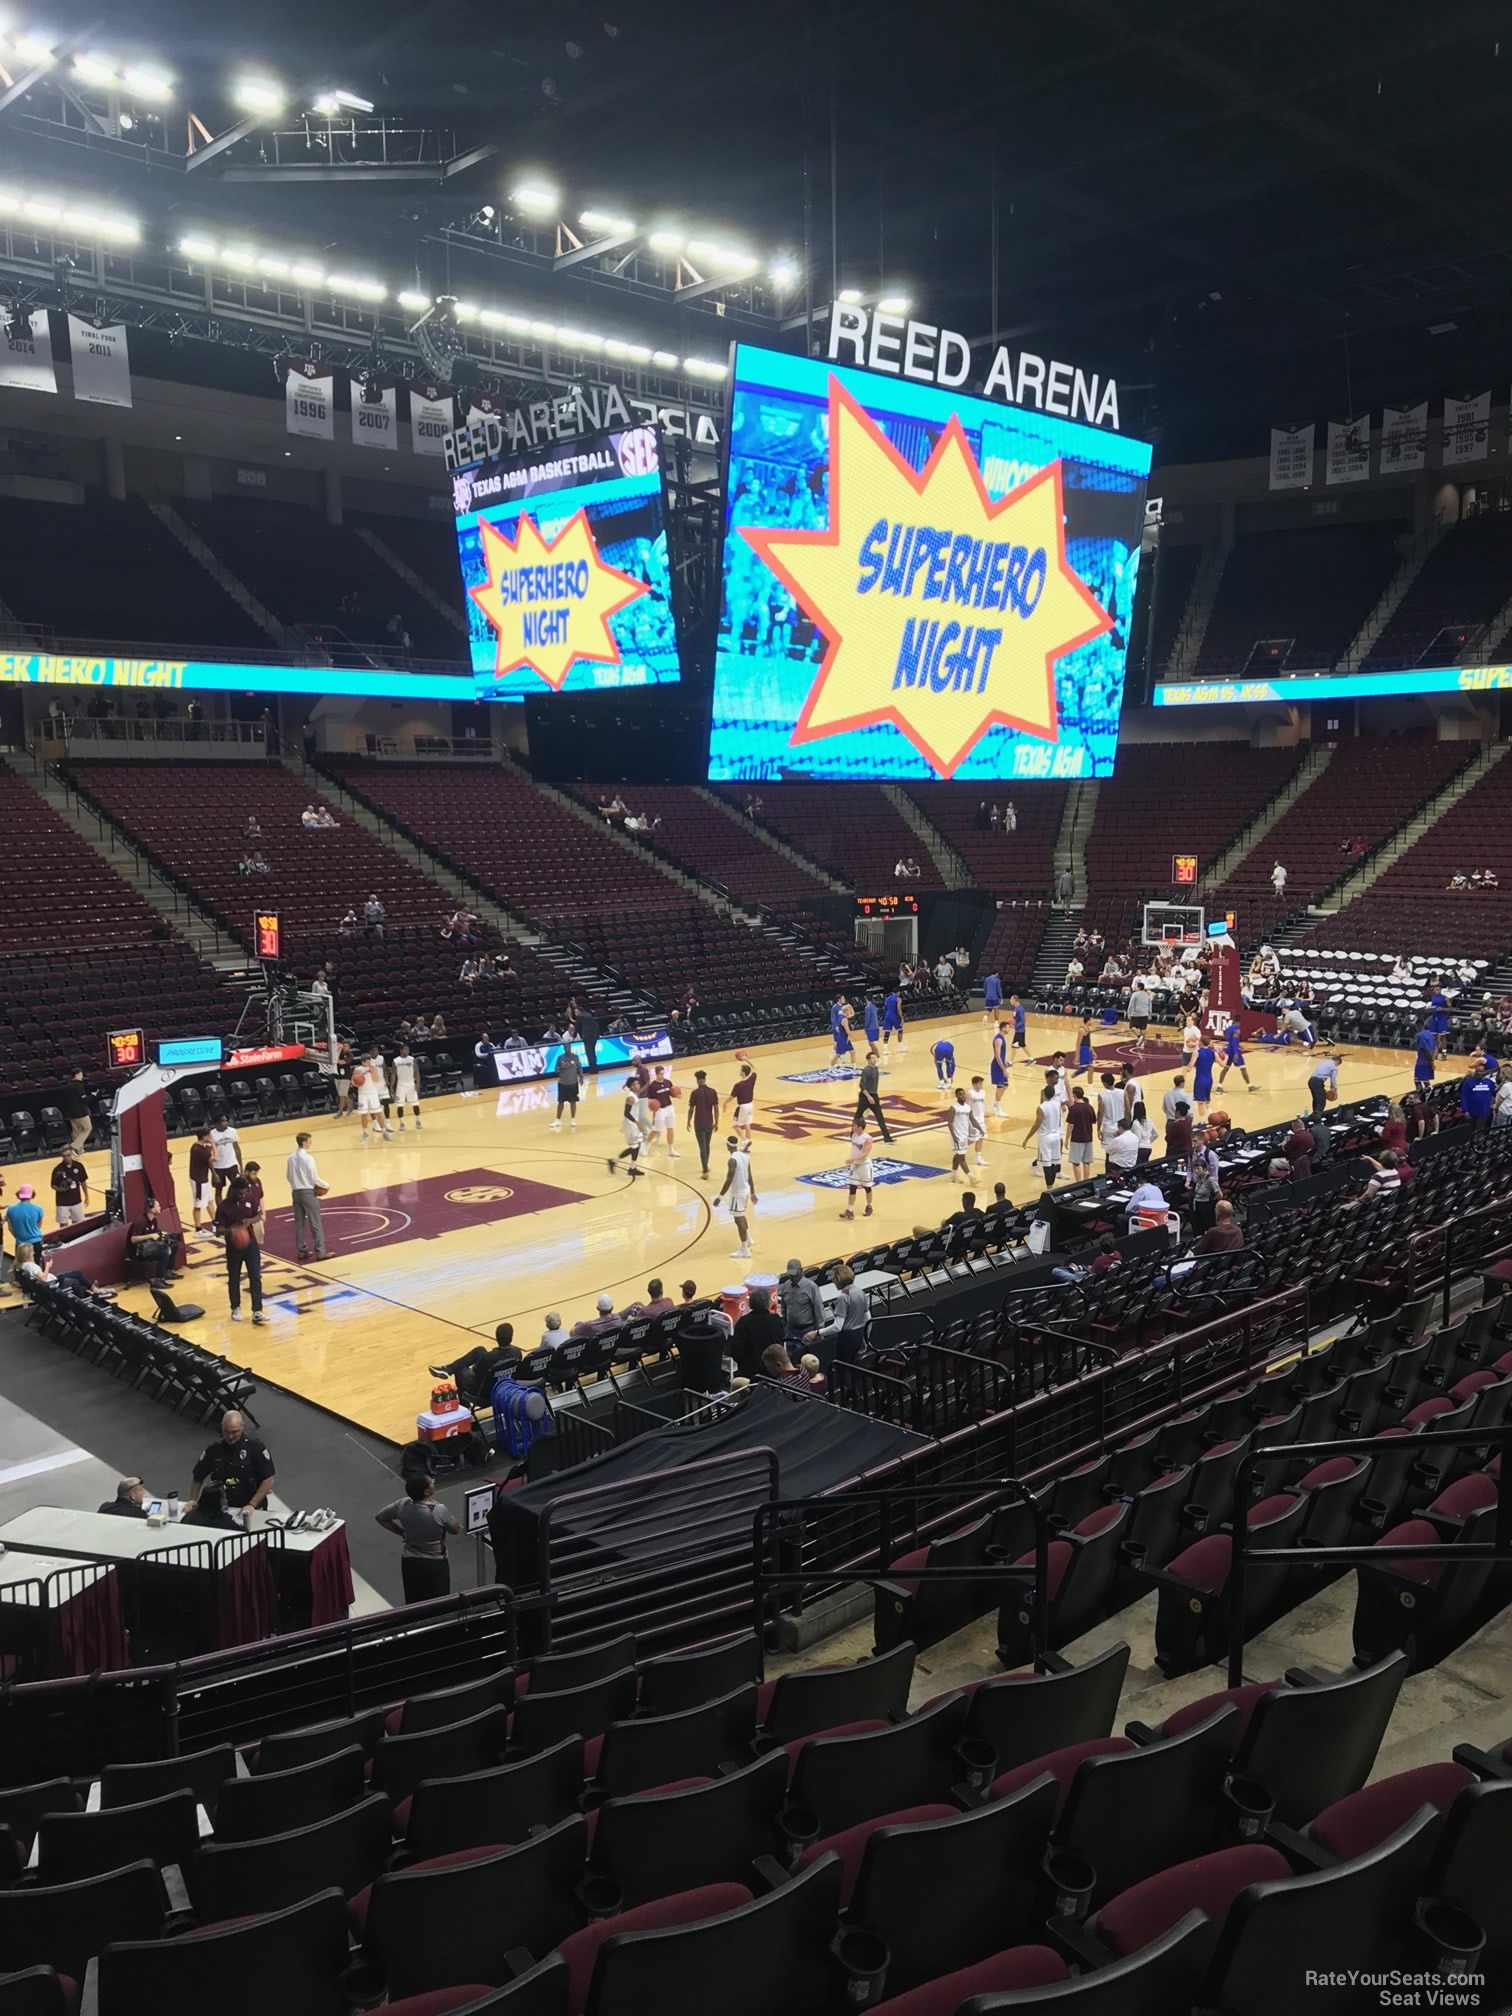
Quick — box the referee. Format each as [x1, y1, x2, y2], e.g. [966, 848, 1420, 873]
[185, 1410, 275, 1514]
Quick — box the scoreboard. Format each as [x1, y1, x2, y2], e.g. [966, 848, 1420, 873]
[856, 893, 919, 916]
[107, 1027, 146, 1070]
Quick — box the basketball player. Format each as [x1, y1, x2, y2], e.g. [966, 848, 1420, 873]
[714, 1133, 757, 1257]
[355, 1052, 390, 1144]
[1192, 1034, 1217, 1121]
[626, 1064, 653, 1143]
[990, 1021, 1012, 1113]
[608, 1091, 645, 1180]
[982, 969, 1003, 1027]
[1009, 994, 1027, 1050]
[1095, 1072, 1124, 1169]
[648, 1067, 680, 1158]
[389, 1042, 422, 1130]
[947, 1087, 973, 1182]
[730, 1055, 757, 1147]
[932, 1035, 956, 1089]
[1072, 1016, 1096, 1082]
[880, 987, 905, 1065]
[829, 996, 855, 1075]
[1218, 1020, 1257, 1094]
[862, 993, 881, 1050]
[841, 1121, 875, 1220]
[967, 1075, 989, 1168]
[1023, 1077, 1066, 1188]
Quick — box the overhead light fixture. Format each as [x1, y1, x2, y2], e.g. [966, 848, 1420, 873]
[19, 198, 61, 221]
[255, 255, 291, 276]
[326, 272, 386, 300]
[121, 64, 172, 98]
[451, 300, 479, 320]
[478, 308, 508, 329]
[527, 320, 557, 340]
[651, 350, 677, 368]
[837, 287, 862, 304]
[232, 75, 284, 117]
[71, 52, 118, 87]
[14, 33, 55, 66]
[220, 243, 258, 269]
[500, 313, 531, 334]
[648, 229, 683, 254]
[683, 356, 728, 379]
[686, 238, 756, 270]
[580, 208, 634, 236]
[178, 234, 217, 260]
[60, 206, 138, 243]
[770, 256, 798, 290]
[510, 181, 558, 216]
[313, 87, 373, 115]
[288, 261, 325, 286]
[397, 289, 430, 311]
[877, 293, 911, 313]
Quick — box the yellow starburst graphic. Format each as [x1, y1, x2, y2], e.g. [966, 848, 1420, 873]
[742, 379, 1114, 778]
[468, 507, 649, 692]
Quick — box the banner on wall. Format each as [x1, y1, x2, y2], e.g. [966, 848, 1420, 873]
[464, 391, 508, 432]
[1267, 422, 1314, 490]
[1379, 402, 1428, 474]
[409, 382, 454, 456]
[1325, 415, 1370, 485]
[349, 376, 396, 448]
[67, 316, 132, 407]
[285, 356, 334, 440]
[0, 308, 56, 394]
[1442, 391, 1491, 466]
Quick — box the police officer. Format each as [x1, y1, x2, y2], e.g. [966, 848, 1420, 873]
[186, 1409, 275, 1514]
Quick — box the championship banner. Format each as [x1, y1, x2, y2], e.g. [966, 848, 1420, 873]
[0, 309, 56, 395]
[1325, 415, 1369, 485]
[285, 356, 334, 440]
[349, 377, 397, 449]
[409, 382, 454, 457]
[1443, 391, 1491, 466]
[1380, 402, 1428, 474]
[1267, 423, 1314, 491]
[67, 315, 132, 408]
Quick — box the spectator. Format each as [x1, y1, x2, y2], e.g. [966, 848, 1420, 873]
[731, 1284, 786, 1380]
[761, 1343, 811, 1392]
[805, 1262, 869, 1371]
[125, 1193, 176, 1284]
[540, 1312, 570, 1350]
[5, 1184, 44, 1269]
[1188, 1130, 1222, 1232]
[622, 1277, 674, 1318]
[778, 1258, 824, 1353]
[58, 1069, 92, 1153]
[309, 970, 330, 1001]
[1003, 800, 1017, 833]
[363, 894, 387, 939]
[1352, 1152, 1403, 1204]
[1053, 1231, 1121, 1284]
[48, 1145, 90, 1228]
[1125, 1175, 1168, 1229]
[572, 1292, 620, 1339]
[1106, 1122, 1141, 1175]
[1283, 1117, 1314, 1180]
[1193, 1199, 1244, 1254]
[98, 1478, 148, 1518]
[1271, 861, 1287, 898]
[302, 804, 321, 828]
[376, 1474, 461, 1602]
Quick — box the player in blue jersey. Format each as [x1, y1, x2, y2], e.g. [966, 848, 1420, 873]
[863, 995, 880, 1048]
[1414, 1025, 1437, 1090]
[1192, 1038, 1216, 1120]
[1010, 994, 1027, 1050]
[1072, 1017, 1096, 1082]
[880, 989, 905, 1066]
[982, 970, 1003, 1026]
[829, 996, 855, 1074]
[1428, 983, 1451, 1055]
[1217, 1020, 1257, 1094]
[933, 1036, 956, 1088]
[990, 1022, 1012, 1113]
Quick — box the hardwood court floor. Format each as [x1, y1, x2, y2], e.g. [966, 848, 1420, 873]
[9, 1015, 1421, 1445]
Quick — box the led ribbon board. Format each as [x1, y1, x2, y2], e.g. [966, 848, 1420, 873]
[709, 343, 1152, 781]
[1154, 666, 1512, 706]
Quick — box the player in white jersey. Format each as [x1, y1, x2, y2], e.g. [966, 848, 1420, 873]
[967, 1075, 989, 1168]
[715, 1135, 757, 1257]
[608, 1093, 645, 1180]
[947, 1087, 973, 1182]
[389, 1043, 421, 1130]
[841, 1123, 875, 1220]
[355, 1053, 390, 1144]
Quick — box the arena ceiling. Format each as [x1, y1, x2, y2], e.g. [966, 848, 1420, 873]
[8, 0, 1512, 458]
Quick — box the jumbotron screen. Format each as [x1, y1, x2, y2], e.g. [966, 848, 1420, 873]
[708, 344, 1153, 780]
[453, 425, 682, 700]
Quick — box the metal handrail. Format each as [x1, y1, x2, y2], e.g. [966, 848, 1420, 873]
[1226, 1419, 1512, 1687]
[751, 1476, 1056, 1671]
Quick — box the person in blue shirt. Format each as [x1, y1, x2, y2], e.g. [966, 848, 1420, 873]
[1414, 1026, 1437, 1089]
[1428, 985, 1451, 1053]
[829, 997, 854, 1074]
[1191, 1040, 1216, 1119]
[982, 971, 1003, 1025]
[1071, 1016, 1096, 1082]
[1217, 1020, 1257, 1094]
[1010, 994, 1027, 1050]
[932, 1036, 956, 1088]
[880, 989, 905, 1064]
[5, 1185, 44, 1267]
[990, 1022, 1012, 1113]
[1462, 1063, 1497, 1131]
[1307, 1046, 1341, 1117]
[863, 996, 880, 1047]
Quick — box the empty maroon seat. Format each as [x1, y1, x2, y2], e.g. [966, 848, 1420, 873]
[988, 1735, 1133, 1812]
[555, 1883, 752, 2015]
[1096, 1842, 1291, 1957]
[1307, 1762, 1475, 1860]
[870, 1944, 1067, 2012]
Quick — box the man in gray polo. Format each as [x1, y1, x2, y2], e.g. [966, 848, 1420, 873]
[286, 1131, 328, 1262]
[778, 1258, 825, 1355]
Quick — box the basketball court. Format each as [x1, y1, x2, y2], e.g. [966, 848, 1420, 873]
[10, 1012, 1422, 1446]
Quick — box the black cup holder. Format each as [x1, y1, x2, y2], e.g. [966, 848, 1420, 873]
[778, 1802, 821, 1865]
[577, 1874, 623, 1920]
[1222, 1771, 1275, 1841]
[831, 1926, 890, 2007]
[1042, 1846, 1096, 1921]
[1181, 1502, 1210, 1533]
[1412, 1897, 1486, 1975]
[954, 1736, 997, 1791]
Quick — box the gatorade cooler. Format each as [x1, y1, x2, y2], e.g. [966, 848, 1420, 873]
[417, 1404, 472, 1442]
[720, 1283, 750, 1323]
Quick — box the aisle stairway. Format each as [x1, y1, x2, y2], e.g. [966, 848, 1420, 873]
[1200, 744, 1332, 892]
[1031, 907, 1085, 992]
[1323, 741, 1511, 914]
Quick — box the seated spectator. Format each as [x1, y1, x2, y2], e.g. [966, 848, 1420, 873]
[339, 906, 360, 936]
[761, 1343, 812, 1392]
[98, 1478, 148, 1518]
[621, 1276, 674, 1318]
[183, 1483, 241, 1531]
[1053, 1231, 1121, 1285]
[1484, 868, 1500, 888]
[1389, 955, 1414, 984]
[1193, 1199, 1244, 1254]
[571, 1292, 620, 1339]
[1448, 872, 1469, 890]
[1350, 1153, 1403, 1204]
[731, 1284, 786, 1380]
[429, 1013, 446, 1037]
[244, 814, 262, 840]
[434, 1323, 518, 1408]
[540, 1312, 569, 1350]
[1284, 1117, 1314, 1178]
[301, 804, 321, 828]
[894, 857, 909, 879]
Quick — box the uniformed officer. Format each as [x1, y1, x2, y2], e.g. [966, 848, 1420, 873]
[186, 1409, 275, 1513]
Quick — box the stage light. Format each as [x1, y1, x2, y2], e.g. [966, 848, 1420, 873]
[14, 34, 54, 66]
[683, 356, 728, 378]
[233, 75, 285, 117]
[255, 255, 291, 276]
[837, 287, 862, 304]
[397, 289, 430, 311]
[19, 198, 60, 222]
[178, 234, 217, 260]
[327, 273, 386, 300]
[686, 238, 756, 270]
[527, 320, 557, 340]
[770, 256, 798, 290]
[557, 325, 603, 350]
[121, 65, 172, 98]
[877, 293, 911, 313]
[500, 313, 531, 334]
[221, 244, 258, 269]
[580, 208, 634, 236]
[510, 181, 558, 216]
[452, 300, 479, 320]
[288, 261, 325, 286]
[648, 229, 683, 254]
[651, 350, 677, 368]
[622, 343, 653, 362]
[72, 53, 117, 87]
[477, 203, 495, 221]
[313, 87, 373, 115]
[478, 308, 507, 328]
[60, 207, 138, 243]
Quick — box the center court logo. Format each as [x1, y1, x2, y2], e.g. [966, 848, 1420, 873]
[797, 1159, 946, 1188]
[444, 1184, 515, 1204]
